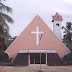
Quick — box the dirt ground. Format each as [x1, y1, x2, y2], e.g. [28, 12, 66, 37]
[0, 66, 72, 72]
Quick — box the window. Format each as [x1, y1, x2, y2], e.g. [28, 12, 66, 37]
[56, 23, 59, 26]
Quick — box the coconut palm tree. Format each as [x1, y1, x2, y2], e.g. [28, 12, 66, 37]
[62, 22, 72, 65]
[62, 22, 72, 51]
[0, 0, 14, 52]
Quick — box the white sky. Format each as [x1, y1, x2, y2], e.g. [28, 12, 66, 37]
[3, 0, 72, 37]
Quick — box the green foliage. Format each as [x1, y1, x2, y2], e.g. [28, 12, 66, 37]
[0, 2, 12, 13]
[62, 22, 72, 52]
[0, 24, 7, 52]
[66, 22, 71, 30]
[0, 0, 14, 62]
[7, 36, 17, 47]
[62, 22, 72, 65]
[0, 13, 14, 23]
[0, 0, 14, 52]
[63, 52, 72, 65]
[0, 52, 9, 62]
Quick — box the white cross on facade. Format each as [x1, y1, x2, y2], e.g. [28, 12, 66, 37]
[32, 26, 44, 45]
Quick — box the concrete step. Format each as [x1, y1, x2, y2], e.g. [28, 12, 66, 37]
[28, 64, 48, 67]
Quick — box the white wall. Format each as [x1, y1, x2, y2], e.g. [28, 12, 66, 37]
[53, 20, 62, 41]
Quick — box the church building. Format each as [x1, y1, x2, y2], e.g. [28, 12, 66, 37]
[5, 13, 70, 66]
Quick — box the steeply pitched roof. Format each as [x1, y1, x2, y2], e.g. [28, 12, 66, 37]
[5, 15, 70, 59]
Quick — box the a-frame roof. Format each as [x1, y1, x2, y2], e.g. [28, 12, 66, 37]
[5, 15, 70, 59]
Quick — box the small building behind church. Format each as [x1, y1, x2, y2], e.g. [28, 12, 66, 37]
[5, 13, 70, 66]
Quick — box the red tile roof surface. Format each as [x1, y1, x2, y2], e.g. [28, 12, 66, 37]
[52, 12, 63, 20]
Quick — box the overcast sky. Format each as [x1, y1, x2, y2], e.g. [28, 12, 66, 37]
[3, 0, 72, 37]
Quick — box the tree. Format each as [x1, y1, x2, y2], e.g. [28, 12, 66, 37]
[0, 24, 7, 52]
[63, 52, 72, 65]
[62, 22, 72, 65]
[7, 36, 17, 47]
[62, 22, 72, 52]
[0, 0, 15, 63]
[0, 0, 14, 53]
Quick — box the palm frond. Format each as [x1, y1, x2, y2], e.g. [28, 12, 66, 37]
[0, 3, 12, 13]
[5, 6, 12, 13]
[0, 15, 9, 32]
[0, 12, 14, 23]
[62, 26, 70, 33]
[63, 31, 68, 33]
[3, 21, 9, 31]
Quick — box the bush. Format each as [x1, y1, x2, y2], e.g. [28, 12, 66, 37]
[0, 52, 9, 62]
[63, 52, 72, 65]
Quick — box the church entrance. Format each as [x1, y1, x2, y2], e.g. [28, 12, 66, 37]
[30, 53, 46, 64]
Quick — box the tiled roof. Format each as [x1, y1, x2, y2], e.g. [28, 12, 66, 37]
[52, 12, 63, 21]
